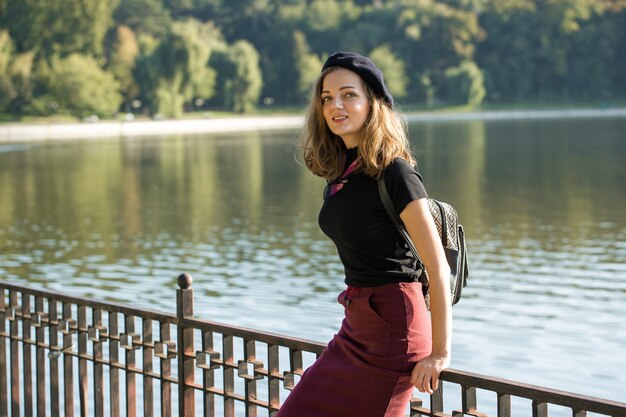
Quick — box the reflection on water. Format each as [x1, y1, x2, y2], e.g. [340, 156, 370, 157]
[1, 118, 625, 404]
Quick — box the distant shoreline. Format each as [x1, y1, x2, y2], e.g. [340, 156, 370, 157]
[1, 107, 625, 143]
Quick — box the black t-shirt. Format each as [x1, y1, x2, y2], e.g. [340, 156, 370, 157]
[318, 148, 428, 287]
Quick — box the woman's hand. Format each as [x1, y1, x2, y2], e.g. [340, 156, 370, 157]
[411, 352, 451, 394]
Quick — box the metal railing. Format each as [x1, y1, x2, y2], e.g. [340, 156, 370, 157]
[1, 275, 625, 417]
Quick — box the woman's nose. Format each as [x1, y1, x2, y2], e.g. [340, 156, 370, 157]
[331, 97, 344, 108]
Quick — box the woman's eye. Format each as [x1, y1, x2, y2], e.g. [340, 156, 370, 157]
[344, 92, 356, 98]
[321, 96, 331, 103]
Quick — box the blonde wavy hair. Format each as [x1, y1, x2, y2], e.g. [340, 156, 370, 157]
[302, 67, 415, 181]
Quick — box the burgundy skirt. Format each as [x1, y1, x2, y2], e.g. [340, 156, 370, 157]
[277, 281, 432, 417]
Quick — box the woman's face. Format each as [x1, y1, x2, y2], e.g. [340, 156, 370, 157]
[321, 68, 370, 149]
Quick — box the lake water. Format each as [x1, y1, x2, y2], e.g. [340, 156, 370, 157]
[1, 117, 625, 406]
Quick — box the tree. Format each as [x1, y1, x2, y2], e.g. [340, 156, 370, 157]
[134, 19, 222, 117]
[35, 54, 121, 118]
[369, 45, 408, 100]
[134, 32, 191, 117]
[565, 2, 626, 100]
[339, 5, 401, 54]
[5, 0, 120, 59]
[171, 19, 220, 105]
[210, 41, 263, 113]
[301, 0, 358, 51]
[293, 31, 323, 98]
[392, 0, 483, 99]
[439, 60, 486, 106]
[108, 26, 141, 109]
[476, 0, 620, 102]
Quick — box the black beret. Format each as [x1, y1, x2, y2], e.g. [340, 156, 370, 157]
[322, 51, 394, 109]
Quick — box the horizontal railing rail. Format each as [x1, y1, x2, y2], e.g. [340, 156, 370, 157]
[1, 276, 625, 417]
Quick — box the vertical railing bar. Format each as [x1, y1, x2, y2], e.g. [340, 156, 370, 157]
[462, 384, 477, 413]
[22, 293, 33, 417]
[267, 345, 279, 417]
[533, 399, 548, 417]
[143, 318, 154, 417]
[290, 349, 302, 378]
[109, 311, 120, 417]
[430, 384, 444, 415]
[35, 296, 46, 417]
[0, 288, 7, 417]
[93, 309, 104, 417]
[176, 274, 195, 417]
[497, 393, 511, 417]
[223, 334, 235, 417]
[203, 330, 215, 417]
[49, 299, 60, 417]
[125, 314, 137, 417]
[63, 302, 74, 417]
[244, 339, 258, 417]
[10, 290, 20, 417]
[160, 322, 172, 417]
[78, 305, 88, 416]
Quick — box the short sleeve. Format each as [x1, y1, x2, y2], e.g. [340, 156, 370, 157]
[383, 158, 428, 215]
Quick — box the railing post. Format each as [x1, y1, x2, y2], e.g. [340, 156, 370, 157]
[177, 273, 194, 417]
[10, 291, 19, 417]
[0, 289, 7, 417]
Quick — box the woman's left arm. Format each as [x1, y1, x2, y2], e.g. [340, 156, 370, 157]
[400, 198, 452, 394]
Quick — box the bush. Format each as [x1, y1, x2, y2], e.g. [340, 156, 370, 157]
[439, 60, 486, 106]
[42, 54, 122, 118]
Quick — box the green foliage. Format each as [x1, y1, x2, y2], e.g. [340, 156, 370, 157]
[293, 31, 323, 98]
[0, 31, 35, 113]
[566, 7, 622, 99]
[155, 74, 187, 117]
[476, 0, 536, 101]
[134, 32, 190, 116]
[5, 0, 119, 59]
[113, 0, 172, 36]
[37, 54, 122, 118]
[2, 0, 626, 118]
[340, 6, 401, 54]
[390, 0, 484, 101]
[171, 19, 220, 100]
[476, 0, 626, 102]
[369, 45, 408, 99]
[210, 41, 263, 113]
[439, 60, 486, 106]
[0, 30, 12, 74]
[305, 0, 343, 31]
[0, 76, 13, 111]
[134, 19, 222, 117]
[108, 26, 141, 105]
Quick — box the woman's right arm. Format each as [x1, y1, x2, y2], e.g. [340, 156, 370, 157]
[400, 198, 452, 394]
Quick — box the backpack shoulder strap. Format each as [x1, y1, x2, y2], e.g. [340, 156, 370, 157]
[376, 170, 424, 266]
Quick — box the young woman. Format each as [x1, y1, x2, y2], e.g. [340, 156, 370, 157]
[277, 52, 452, 417]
